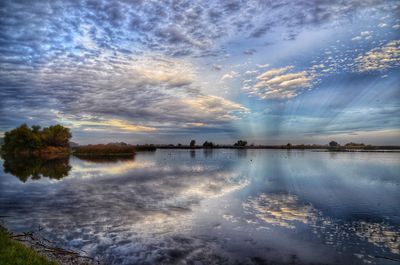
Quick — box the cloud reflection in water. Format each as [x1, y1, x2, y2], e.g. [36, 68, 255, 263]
[242, 192, 400, 261]
[0, 150, 399, 264]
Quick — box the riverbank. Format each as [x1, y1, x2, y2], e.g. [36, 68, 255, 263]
[155, 145, 400, 152]
[0, 224, 97, 265]
[0, 226, 56, 265]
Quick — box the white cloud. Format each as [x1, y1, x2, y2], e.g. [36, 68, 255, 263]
[11, 49, 250, 133]
[221, 71, 239, 80]
[360, 31, 371, 37]
[256, 64, 270, 68]
[354, 40, 400, 72]
[177, 95, 249, 121]
[245, 66, 315, 100]
[351, 31, 372, 41]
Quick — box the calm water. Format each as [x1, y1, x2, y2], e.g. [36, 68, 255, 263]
[0, 150, 399, 265]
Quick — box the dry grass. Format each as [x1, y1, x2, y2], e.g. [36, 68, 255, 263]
[73, 144, 136, 155]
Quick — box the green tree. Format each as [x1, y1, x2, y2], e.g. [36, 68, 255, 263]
[2, 124, 71, 153]
[190, 140, 196, 148]
[329, 141, 339, 148]
[203, 141, 214, 148]
[234, 140, 247, 147]
[3, 124, 41, 152]
[41, 125, 71, 147]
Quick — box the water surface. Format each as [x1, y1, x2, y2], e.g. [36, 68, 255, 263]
[0, 150, 399, 264]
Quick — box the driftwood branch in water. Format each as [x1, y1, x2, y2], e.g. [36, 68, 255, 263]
[6, 227, 99, 265]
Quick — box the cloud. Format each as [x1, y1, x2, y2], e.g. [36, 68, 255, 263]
[243, 193, 400, 256]
[177, 95, 249, 121]
[256, 64, 270, 68]
[244, 66, 316, 99]
[247, 1, 395, 39]
[243, 193, 318, 229]
[1, 0, 399, 142]
[0, 0, 395, 63]
[75, 119, 156, 132]
[0, 154, 248, 263]
[221, 71, 239, 80]
[351, 31, 372, 41]
[354, 40, 400, 72]
[212, 64, 222, 71]
[131, 66, 193, 88]
[0, 48, 248, 136]
[243, 48, 256, 55]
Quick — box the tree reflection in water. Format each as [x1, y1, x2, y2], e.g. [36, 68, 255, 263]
[72, 154, 134, 164]
[1, 154, 71, 182]
[1, 154, 136, 182]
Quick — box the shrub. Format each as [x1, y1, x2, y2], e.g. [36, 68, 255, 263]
[2, 124, 71, 154]
[74, 144, 136, 155]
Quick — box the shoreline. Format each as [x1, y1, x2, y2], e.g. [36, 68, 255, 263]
[0, 223, 97, 265]
[155, 146, 400, 152]
[2, 147, 400, 157]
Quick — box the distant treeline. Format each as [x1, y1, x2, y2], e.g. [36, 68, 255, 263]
[1, 125, 399, 155]
[155, 140, 400, 151]
[2, 124, 71, 154]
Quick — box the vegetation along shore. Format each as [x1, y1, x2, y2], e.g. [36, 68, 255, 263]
[0, 224, 96, 265]
[0, 125, 399, 157]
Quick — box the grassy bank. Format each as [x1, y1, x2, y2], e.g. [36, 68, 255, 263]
[72, 143, 156, 156]
[0, 227, 56, 265]
[73, 144, 136, 156]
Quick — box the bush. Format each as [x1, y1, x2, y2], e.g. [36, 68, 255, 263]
[74, 144, 136, 155]
[203, 141, 214, 148]
[234, 140, 247, 147]
[2, 124, 71, 154]
[135, 144, 156, 152]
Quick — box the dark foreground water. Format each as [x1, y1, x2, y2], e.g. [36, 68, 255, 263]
[0, 149, 399, 265]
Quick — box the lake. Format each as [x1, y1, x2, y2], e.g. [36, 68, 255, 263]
[0, 149, 399, 264]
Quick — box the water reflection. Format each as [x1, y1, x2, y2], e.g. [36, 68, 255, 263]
[243, 193, 319, 229]
[203, 148, 214, 158]
[1, 154, 71, 182]
[242, 193, 400, 260]
[355, 221, 400, 255]
[0, 150, 399, 264]
[236, 149, 247, 158]
[72, 154, 134, 163]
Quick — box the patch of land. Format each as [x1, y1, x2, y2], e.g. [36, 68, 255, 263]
[0, 226, 56, 265]
[0, 224, 97, 265]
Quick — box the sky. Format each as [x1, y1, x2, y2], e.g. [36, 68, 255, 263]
[0, 0, 399, 145]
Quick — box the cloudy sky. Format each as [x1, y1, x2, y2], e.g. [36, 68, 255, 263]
[1, 0, 399, 145]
